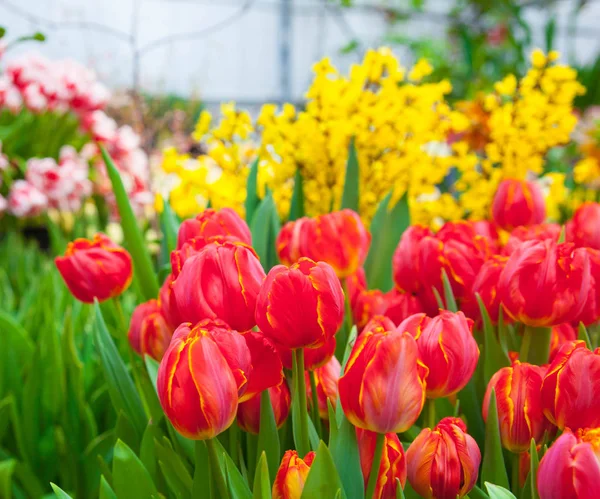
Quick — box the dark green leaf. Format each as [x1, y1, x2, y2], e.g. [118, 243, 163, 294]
[245, 158, 260, 223]
[341, 137, 359, 212]
[193, 441, 211, 498]
[578, 322, 593, 349]
[253, 452, 271, 499]
[213, 438, 252, 499]
[50, 482, 74, 498]
[457, 378, 485, 454]
[521, 439, 540, 499]
[155, 437, 193, 497]
[288, 169, 305, 221]
[159, 195, 180, 256]
[441, 269, 457, 312]
[0, 460, 16, 499]
[256, 389, 281, 483]
[470, 485, 490, 499]
[250, 192, 280, 271]
[113, 439, 158, 498]
[99, 475, 118, 499]
[477, 293, 510, 382]
[485, 482, 517, 499]
[481, 390, 509, 490]
[301, 441, 346, 499]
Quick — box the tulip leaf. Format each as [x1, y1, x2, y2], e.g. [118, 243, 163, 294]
[159, 194, 180, 256]
[521, 439, 540, 499]
[578, 322, 593, 350]
[245, 158, 260, 223]
[193, 441, 211, 498]
[364, 192, 410, 292]
[497, 309, 510, 358]
[252, 452, 271, 499]
[113, 439, 158, 498]
[289, 169, 305, 221]
[482, 390, 510, 490]
[101, 145, 159, 300]
[457, 378, 485, 455]
[341, 137, 359, 212]
[213, 438, 252, 499]
[99, 476, 118, 499]
[250, 191, 280, 271]
[470, 485, 490, 499]
[50, 483, 75, 498]
[301, 441, 347, 499]
[441, 269, 457, 312]
[477, 293, 510, 382]
[257, 389, 281, 483]
[340, 325, 358, 374]
[402, 480, 422, 499]
[93, 302, 147, 438]
[485, 483, 517, 499]
[395, 478, 405, 499]
[155, 437, 193, 496]
[145, 356, 160, 391]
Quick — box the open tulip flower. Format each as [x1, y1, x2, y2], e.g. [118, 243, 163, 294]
[176, 207, 252, 250]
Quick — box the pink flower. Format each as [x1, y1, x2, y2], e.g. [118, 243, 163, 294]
[8, 180, 48, 217]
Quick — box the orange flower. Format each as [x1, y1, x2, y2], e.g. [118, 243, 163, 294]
[537, 428, 600, 499]
[128, 299, 173, 361]
[416, 311, 478, 398]
[272, 450, 316, 499]
[406, 417, 481, 499]
[357, 429, 406, 499]
[339, 327, 428, 433]
[498, 240, 591, 327]
[483, 362, 549, 453]
[462, 254, 508, 325]
[306, 355, 341, 419]
[173, 241, 265, 332]
[541, 340, 600, 431]
[567, 202, 600, 250]
[176, 207, 251, 250]
[55, 233, 132, 303]
[491, 178, 546, 231]
[255, 258, 344, 350]
[393, 225, 433, 295]
[237, 380, 291, 434]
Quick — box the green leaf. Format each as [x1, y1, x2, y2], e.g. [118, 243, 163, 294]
[477, 293, 510, 382]
[485, 483, 517, 499]
[113, 439, 158, 498]
[159, 195, 180, 256]
[50, 482, 75, 499]
[441, 269, 457, 312]
[545, 16, 557, 53]
[395, 478, 405, 498]
[101, 145, 159, 300]
[0, 459, 16, 499]
[364, 193, 410, 292]
[470, 485, 490, 499]
[288, 169, 305, 221]
[481, 390, 509, 490]
[256, 389, 281, 483]
[213, 438, 252, 499]
[93, 302, 147, 437]
[341, 137, 359, 212]
[245, 158, 260, 223]
[301, 441, 346, 499]
[521, 439, 540, 499]
[253, 452, 271, 499]
[250, 191, 280, 271]
[99, 476, 118, 499]
[578, 322, 593, 350]
[457, 378, 485, 455]
[145, 356, 160, 391]
[116, 411, 140, 454]
[155, 437, 193, 496]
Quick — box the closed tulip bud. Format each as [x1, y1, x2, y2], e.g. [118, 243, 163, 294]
[470, 220, 500, 250]
[357, 429, 407, 499]
[491, 178, 546, 231]
[177, 207, 251, 250]
[483, 362, 548, 452]
[541, 340, 600, 430]
[362, 315, 398, 336]
[255, 258, 344, 350]
[537, 428, 600, 499]
[306, 355, 341, 419]
[173, 241, 265, 332]
[578, 248, 600, 326]
[159, 273, 182, 330]
[462, 255, 508, 325]
[393, 225, 433, 295]
[568, 202, 600, 249]
[406, 417, 481, 499]
[397, 313, 431, 338]
[156, 321, 240, 439]
[417, 311, 478, 398]
[382, 290, 423, 327]
[128, 299, 173, 361]
[272, 450, 316, 499]
[276, 217, 315, 267]
[240, 331, 284, 402]
[339, 328, 428, 433]
[280, 336, 336, 371]
[352, 289, 387, 331]
[549, 323, 576, 362]
[55, 233, 132, 303]
[237, 380, 291, 434]
[499, 240, 591, 327]
[503, 223, 561, 255]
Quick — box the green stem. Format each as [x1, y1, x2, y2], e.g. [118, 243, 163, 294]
[206, 438, 230, 499]
[365, 432, 385, 499]
[293, 348, 311, 457]
[512, 452, 521, 496]
[426, 398, 436, 428]
[520, 326, 551, 365]
[309, 370, 323, 438]
[228, 423, 239, 467]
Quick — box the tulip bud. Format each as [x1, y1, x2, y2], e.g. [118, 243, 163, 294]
[128, 299, 173, 361]
[156, 321, 240, 439]
[483, 362, 549, 452]
[240, 331, 284, 402]
[503, 223, 561, 255]
[177, 207, 251, 249]
[279, 336, 336, 371]
[417, 311, 478, 398]
[397, 313, 431, 338]
[357, 429, 406, 499]
[549, 323, 576, 362]
[568, 202, 600, 249]
[306, 355, 341, 419]
[362, 316, 398, 336]
[541, 340, 600, 431]
[499, 240, 591, 327]
[339, 328, 428, 433]
[276, 217, 315, 267]
[537, 428, 600, 499]
[173, 241, 265, 332]
[55, 233, 132, 303]
[159, 273, 182, 330]
[491, 178, 546, 231]
[352, 289, 387, 331]
[382, 290, 423, 327]
[462, 255, 508, 325]
[393, 225, 433, 295]
[406, 417, 481, 499]
[237, 380, 291, 434]
[578, 248, 600, 326]
[255, 258, 344, 350]
[272, 450, 316, 499]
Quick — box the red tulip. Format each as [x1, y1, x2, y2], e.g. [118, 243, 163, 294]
[361, 315, 398, 337]
[568, 202, 600, 250]
[416, 311, 478, 398]
[177, 207, 251, 250]
[346, 268, 368, 305]
[237, 380, 291, 434]
[393, 225, 433, 295]
[537, 428, 600, 499]
[462, 255, 508, 325]
[241, 331, 285, 401]
[55, 233, 132, 303]
[255, 258, 344, 350]
[483, 361, 549, 452]
[382, 290, 423, 327]
[276, 217, 315, 267]
[549, 323, 577, 362]
[306, 355, 341, 419]
[406, 417, 481, 499]
[397, 313, 431, 338]
[352, 289, 387, 331]
[173, 241, 265, 332]
[357, 429, 406, 499]
[499, 240, 591, 327]
[279, 336, 336, 371]
[128, 299, 173, 361]
[541, 340, 600, 431]
[470, 220, 500, 249]
[339, 327, 428, 433]
[491, 178, 546, 231]
[272, 450, 316, 499]
[578, 248, 600, 326]
[503, 223, 561, 255]
[159, 273, 182, 330]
